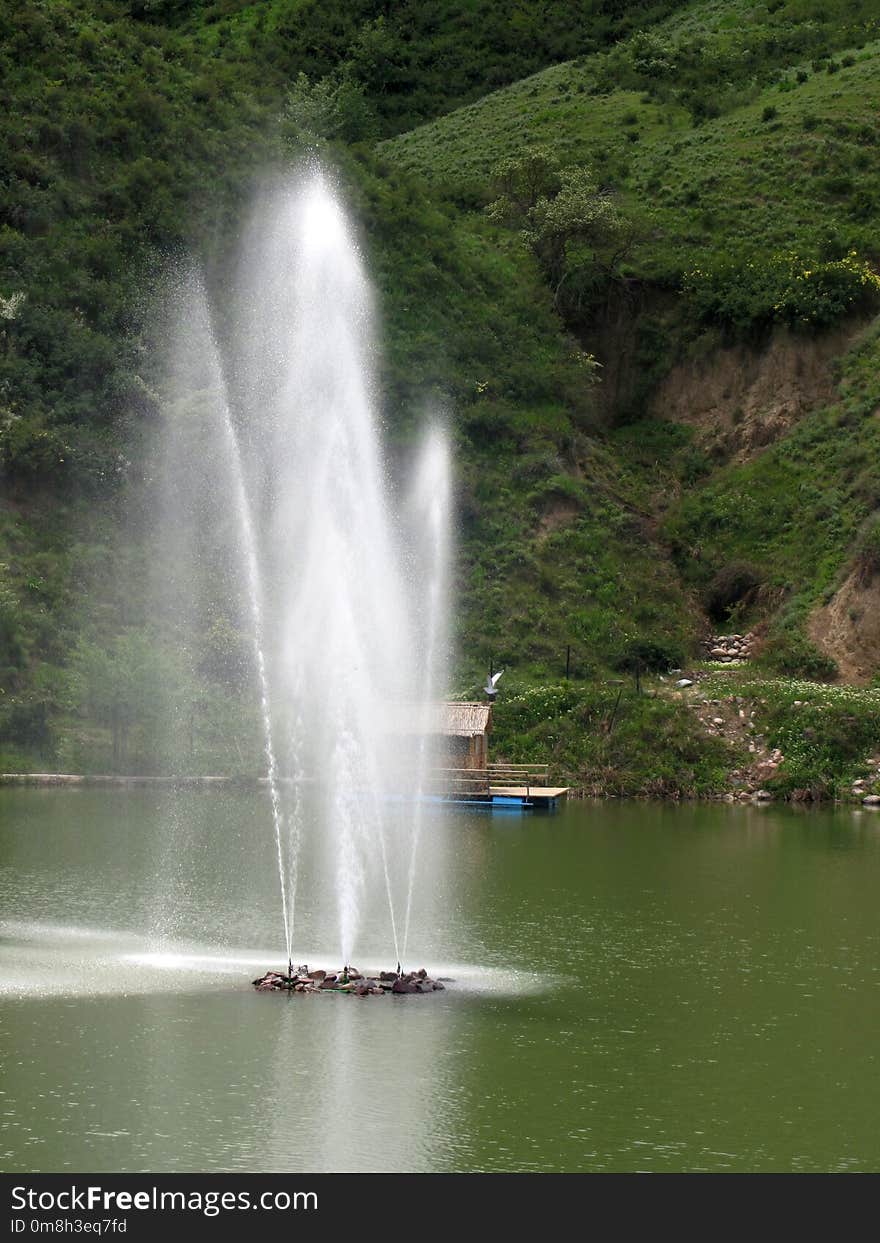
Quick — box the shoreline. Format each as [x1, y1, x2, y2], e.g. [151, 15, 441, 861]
[1, 771, 878, 808]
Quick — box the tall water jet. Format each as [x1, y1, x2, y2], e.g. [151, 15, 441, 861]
[158, 164, 451, 971]
[235, 171, 416, 966]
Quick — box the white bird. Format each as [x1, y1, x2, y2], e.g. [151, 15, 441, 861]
[484, 669, 504, 697]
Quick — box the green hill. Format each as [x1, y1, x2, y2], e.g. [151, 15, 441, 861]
[384, 2, 880, 277]
[380, 0, 880, 682]
[2, 0, 880, 795]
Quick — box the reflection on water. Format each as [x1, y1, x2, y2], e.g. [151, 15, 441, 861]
[2, 790, 880, 1171]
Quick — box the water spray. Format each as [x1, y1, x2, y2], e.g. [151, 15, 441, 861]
[182, 169, 451, 989]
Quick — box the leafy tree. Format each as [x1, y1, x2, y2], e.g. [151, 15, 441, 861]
[526, 167, 632, 292]
[282, 72, 377, 144]
[486, 148, 562, 227]
[488, 152, 639, 312]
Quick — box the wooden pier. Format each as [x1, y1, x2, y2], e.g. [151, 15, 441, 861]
[420, 763, 568, 810]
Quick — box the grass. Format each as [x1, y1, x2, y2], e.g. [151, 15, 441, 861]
[700, 671, 880, 799]
[489, 679, 735, 797]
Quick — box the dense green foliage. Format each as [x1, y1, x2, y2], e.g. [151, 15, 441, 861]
[683, 251, 880, 334]
[491, 680, 732, 796]
[3, 0, 880, 792]
[143, 0, 697, 135]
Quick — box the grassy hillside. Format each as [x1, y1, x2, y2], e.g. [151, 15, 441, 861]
[381, 0, 880, 678]
[2, 0, 880, 791]
[384, 2, 880, 276]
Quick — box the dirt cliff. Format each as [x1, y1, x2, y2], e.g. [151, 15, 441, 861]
[809, 571, 880, 685]
[649, 320, 865, 462]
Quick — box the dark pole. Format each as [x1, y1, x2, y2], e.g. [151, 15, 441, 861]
[565, 644, 571, 680]
[607, 686, 624, 734]
[635, 657, 641, 695]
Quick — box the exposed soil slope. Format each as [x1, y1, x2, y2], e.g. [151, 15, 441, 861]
[809, 571, 880, 685]
[650, 321, 865, 462]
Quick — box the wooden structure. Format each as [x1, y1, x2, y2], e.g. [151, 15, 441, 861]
[421, 761, 568, 810]
[389, 701, 492, 768]
[389, 701, 568, 809]
[437, 701, 492, 769]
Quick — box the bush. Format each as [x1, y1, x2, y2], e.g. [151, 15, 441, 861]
[490, 681, 731, 796]
[611, 636, 686, 674]
[761, 105, 778, 122]
[683, 250, 880, 334]
[753, 684, 880, 799]
[0, 696, 50, 747]
[0, 420, 70, 478]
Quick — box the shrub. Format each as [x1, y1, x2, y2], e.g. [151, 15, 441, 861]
[760, 687, 880, 798]
[690, 95, 721, 124]
[683, 250, 880, 334]
[761, 105, 778, 122]
[611, 636, 685, 674]
[0, 696, 50, 747]
[0, 420, 70, 478]
[490, 681, 730, 796]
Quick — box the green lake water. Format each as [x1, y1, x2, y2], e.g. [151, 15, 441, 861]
[1, 789, 879, 1172]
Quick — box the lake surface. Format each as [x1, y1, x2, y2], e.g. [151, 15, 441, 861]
[2, 789, 879, 1172]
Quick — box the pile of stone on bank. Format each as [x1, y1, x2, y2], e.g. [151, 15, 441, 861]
[253, 966, 447, 996]
[703, 632, 756, 662]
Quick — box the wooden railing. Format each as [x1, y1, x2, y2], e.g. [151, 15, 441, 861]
[487, 762, 549, 784]
[487, 763, 549, 801]
[415, 763, 550, 801]
[419, 767, 492, 798]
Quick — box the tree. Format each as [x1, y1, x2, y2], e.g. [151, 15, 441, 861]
[526, 166, 630, 293]
[282, 72, 377, 144]
[486, 147, 561, 225]
[487, 152, 640, 313]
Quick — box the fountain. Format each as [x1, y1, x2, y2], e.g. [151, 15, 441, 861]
[158, 165, 451, 992]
